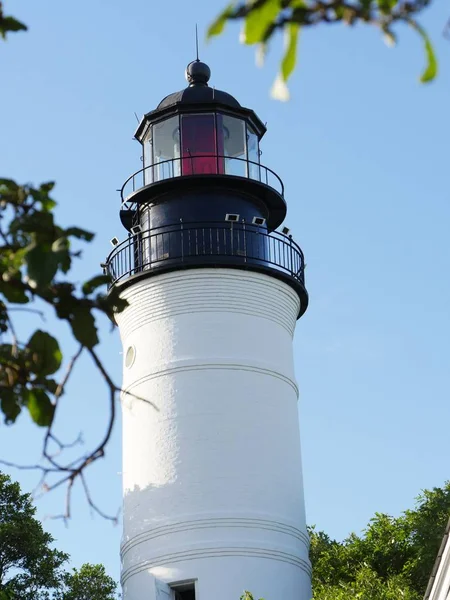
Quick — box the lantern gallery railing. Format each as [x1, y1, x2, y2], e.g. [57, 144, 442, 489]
[120, 155, 284, 204]
[106, 221, 305, 289]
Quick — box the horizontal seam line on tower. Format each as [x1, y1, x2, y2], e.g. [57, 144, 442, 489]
[122, 363, 299, 397]
[120, 518, 310, 558]
[122, 269, 299, 297]
[121, 547, 312, 584]
[119, 289, 297, 315]
[119, 309, 294, 338]
[120, 299, 297, 325]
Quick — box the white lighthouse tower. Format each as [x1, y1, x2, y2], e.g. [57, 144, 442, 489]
[106, 61, 311, 600]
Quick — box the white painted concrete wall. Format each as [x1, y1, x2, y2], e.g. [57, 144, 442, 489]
[116, 269, 311, 600]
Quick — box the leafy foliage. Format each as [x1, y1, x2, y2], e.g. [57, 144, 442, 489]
[0, 472, 119, 599]
[56, 564, 117, 600]
[0, 179, 126, 426]
[208, 0, 437, 99]
[309, 482, 450, 598]
[0, 472, 68, 598]
[0, 179, 127, 518]
[240, 592, 264, 600]
[313, 567, 421, 599]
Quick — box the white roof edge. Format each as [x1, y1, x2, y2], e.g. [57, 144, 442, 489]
[424, 517, 450, 600]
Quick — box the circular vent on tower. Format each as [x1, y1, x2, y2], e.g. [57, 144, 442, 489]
[125, 345, 136, 368]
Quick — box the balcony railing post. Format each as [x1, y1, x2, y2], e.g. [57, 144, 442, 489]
[289, 235, 294, 276]
[180, 218, 184, 263]
[230, 220, 234, 256]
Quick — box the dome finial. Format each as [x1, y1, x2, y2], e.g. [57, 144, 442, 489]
[185, 60, 211, 87]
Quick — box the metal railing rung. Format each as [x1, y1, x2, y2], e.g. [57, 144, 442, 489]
[120, 155, 284, 203]
[106, 222, 305, 290]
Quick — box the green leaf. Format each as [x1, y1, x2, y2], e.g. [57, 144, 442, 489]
[9, 210, 54, 236]
[0, 279, 29, 304]
[0, 300, 7, 332]
[96, 287, 128, 319]
[27, 330, 62, 376]
[281, 22, 300, 82]
[0, 16, 27, 40]
[7, 247, 28, 271]
[24, 388, 54, 426]
[70, 306, 99, 348]
[35, 377, 59, 394]
[377, 0, 398, 14]
[414, 24, 437, 83]
[29, 182, 56, 212]
[242, 0, 281, 45]
[65, 227, 95, 242]
[52, 237, 72, 273]
[1, 389, 21, 424]
[24, 244, 59, 287]
[0, 178, 19, 191]
[207, 2, 235, 38]
[82, 275, 110, 295]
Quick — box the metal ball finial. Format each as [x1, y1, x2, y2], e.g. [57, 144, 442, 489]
[185, 60, 211, 87]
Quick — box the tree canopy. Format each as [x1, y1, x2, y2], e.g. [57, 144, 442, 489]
[55, 564, 117, 600]
[309, 482, 450, 599]
[0, 471, 67, 598]
[0, 472, 118, 599]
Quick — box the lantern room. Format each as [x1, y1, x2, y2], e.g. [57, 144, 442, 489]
[139, 110, 261, 182]
[135, 61, 264, 181]
[109, 60, 308, 317]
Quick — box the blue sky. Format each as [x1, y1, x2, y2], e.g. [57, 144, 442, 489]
[1, 0, 450, 587]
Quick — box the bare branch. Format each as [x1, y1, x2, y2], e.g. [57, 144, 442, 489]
[1, 340, 157, 521]
[42, 345, 83, 470]
[6, 307, 46, 321]
[0, 458, 59, 474]
[80, 472, 119, 524]
[46, 431, 83, 458]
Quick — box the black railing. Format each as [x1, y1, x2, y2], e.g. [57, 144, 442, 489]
[106, 221, 305, 289]
[120, 155, 284, 206]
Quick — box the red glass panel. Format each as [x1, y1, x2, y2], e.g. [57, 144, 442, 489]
[181, 114, 221, 175]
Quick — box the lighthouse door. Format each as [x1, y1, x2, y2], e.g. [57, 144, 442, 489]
[156, 581, 173, 600]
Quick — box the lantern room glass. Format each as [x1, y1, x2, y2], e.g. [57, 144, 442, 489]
[141, 112, 262, 185]
[143, 128, 153, 185]
[144, 116, 180, 184]
[219, 115, 247, 178]
[247, 125, 260, 181]
[155, 116, 181, 179]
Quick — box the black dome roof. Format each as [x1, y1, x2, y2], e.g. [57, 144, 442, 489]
[134, 61, 266, 142]
[157, 61, 241, 110]
[157, 85, 241, 110]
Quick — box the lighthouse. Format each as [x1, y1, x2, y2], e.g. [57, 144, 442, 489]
[106, 60, 311, 600]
